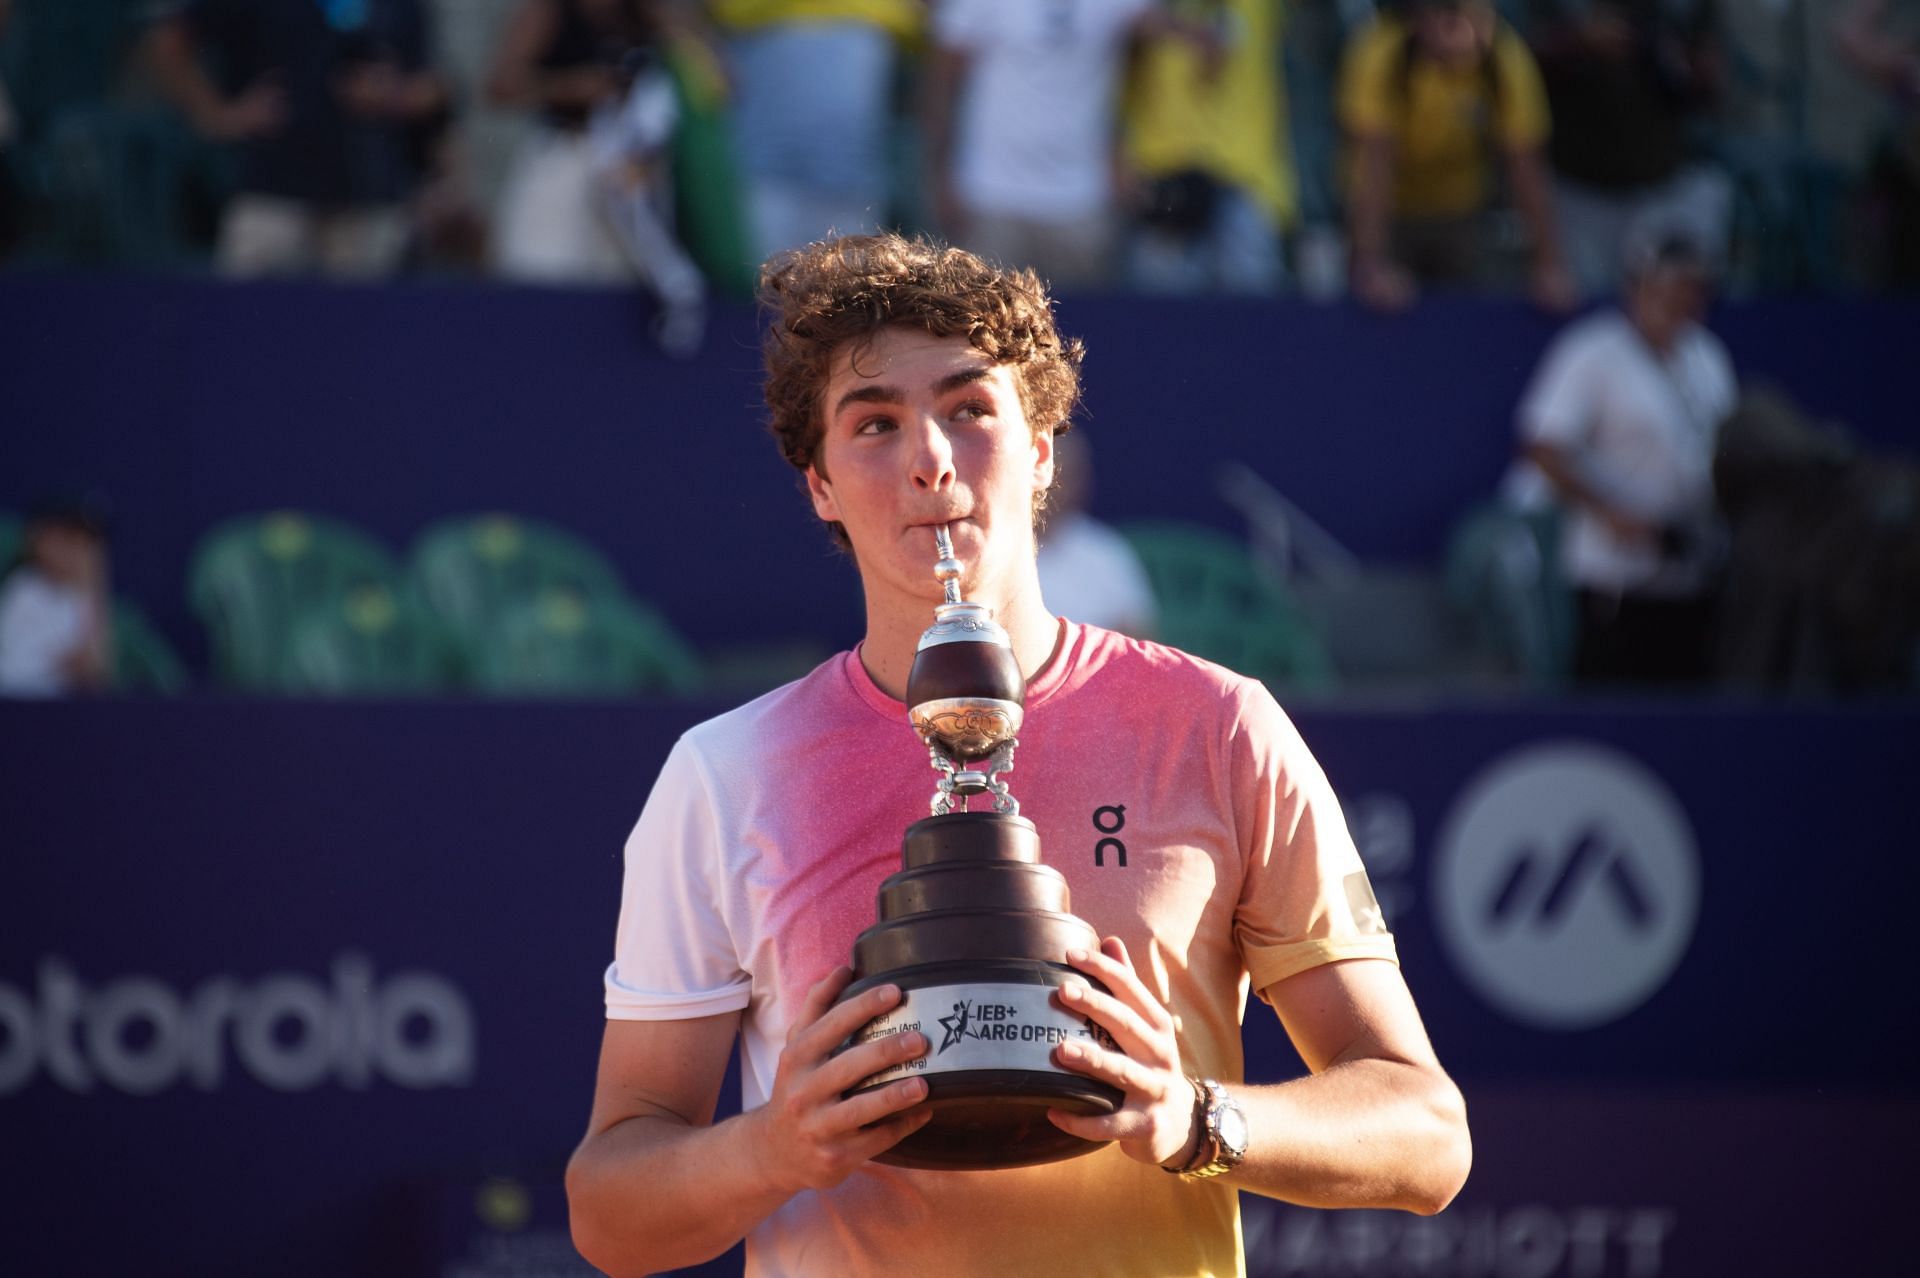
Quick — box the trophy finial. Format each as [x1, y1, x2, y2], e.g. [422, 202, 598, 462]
[933, 524, 964, 605]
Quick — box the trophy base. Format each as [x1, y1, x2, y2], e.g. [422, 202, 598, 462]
[872, 1070, 1116, 1170]
[836, 812, 1124, 1170]
[840, 960, 1124, 1171]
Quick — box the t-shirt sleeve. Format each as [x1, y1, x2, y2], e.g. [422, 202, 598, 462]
[933, 0, 992, 50]
[1491, 29, 1551, 150]
[1229, 684, 1397, 1002]
[1336, 21, 1400, 139]
[1700, 331, 1738, 426]
[604, 736, 753, 1020]
[0, 577, 42, 689]
[1517, 323, 1598, 450]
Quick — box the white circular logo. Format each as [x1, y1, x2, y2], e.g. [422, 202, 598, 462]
[1432, 742, 1700, 1030]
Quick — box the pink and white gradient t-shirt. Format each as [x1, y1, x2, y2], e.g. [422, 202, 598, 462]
[605, 620, 1396, 1277]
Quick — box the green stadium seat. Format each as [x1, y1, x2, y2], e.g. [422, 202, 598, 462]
[111, 599, 187, 694]
[1120, 520, 1337, 692]
[467, 590, 702, 698]
[189, 511, 402, 690]
[1443, 503, 1576, 685]
[284, 582, 458, 696]
[408, 514, 630, 669]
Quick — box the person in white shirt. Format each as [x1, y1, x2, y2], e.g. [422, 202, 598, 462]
[923, 0, 1208, 288]
[1514, 232, 1738, 684]
[1037, 428, 1158, 637]
[0, 502, 114, 697]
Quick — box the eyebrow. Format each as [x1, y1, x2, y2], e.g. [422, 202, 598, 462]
[831, 365, 995, 418]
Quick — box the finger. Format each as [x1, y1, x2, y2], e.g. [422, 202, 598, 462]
[796, 966, 856, 1029]
[1044, 1105, 1143, 1144]
[1065, 945, 1175, 1036]
[1056, 978, 1168, 1065]
[1053, 1037, 1177, 1104]
[836, 1073, 930, 1131]
[798, 974, 910, 1051]
[814, 1029, 930, 1099]
[849, 1104, 935, 1164]
[790, 974, 898, 1061]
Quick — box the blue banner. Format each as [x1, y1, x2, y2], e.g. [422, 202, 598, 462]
[2, 696, 1913, 1274]
[4, 279, 1914, 678]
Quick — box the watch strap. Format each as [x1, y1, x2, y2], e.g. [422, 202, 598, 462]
[1164, 1075, 1243, 1178]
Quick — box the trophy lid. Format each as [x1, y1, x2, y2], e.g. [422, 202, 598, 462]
[916, 600, 1014, 653]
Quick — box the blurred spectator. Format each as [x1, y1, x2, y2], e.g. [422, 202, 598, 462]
[1037, 429, 1158, 637]
[0, 498, 113, 697]
[144, 0, 447, 278]
[1713, 386, 1920, 692]
[1338, 0, 1576, 311]
[1838, 0, 1920, 288]
[488, 0, 707, 354]
[714, 0, 917, 263]
[1512, 232, 1736, 685]
[1526, 0, 1731, 298]
[0, 0, 16, 257]
[924, 0, 1186, 289]
[1121, 0, 1296, 295]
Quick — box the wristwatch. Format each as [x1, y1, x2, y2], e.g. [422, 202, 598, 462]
[1165, 1076, 1249, 1179]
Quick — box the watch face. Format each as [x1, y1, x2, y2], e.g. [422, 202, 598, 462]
[1217, 1102, 1250, 1157]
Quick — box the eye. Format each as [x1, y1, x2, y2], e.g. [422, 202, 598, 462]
[854, 414, 897, 436]
[953, 399, 993, 422]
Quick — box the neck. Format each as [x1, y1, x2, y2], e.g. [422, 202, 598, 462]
[1629, 305, 1680, 355]
[858, 578, 1061, 701]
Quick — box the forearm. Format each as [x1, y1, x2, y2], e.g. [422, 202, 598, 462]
[1231, 1058, 1470, 1214]
[1505, 147, 1564, 268]
[567, 1106, 793, 1276]
[1348, 137, 1397, 267]
[144, 23, 227, 135]
[1528, 442, 1621, 519]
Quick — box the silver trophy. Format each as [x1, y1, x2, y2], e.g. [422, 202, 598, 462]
[833, 526, 1122, 1170]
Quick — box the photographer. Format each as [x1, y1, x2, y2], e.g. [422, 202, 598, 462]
[1516, 232, 1737, 684]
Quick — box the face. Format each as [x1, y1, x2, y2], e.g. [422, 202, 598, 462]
[1413, 4, 1491, 67]
[806, 326, 1054, 614]
[1629, 265, 1709, 347]
[29, 524, 101, 585]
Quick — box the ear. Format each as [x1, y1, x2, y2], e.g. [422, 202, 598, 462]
[1033, 428, 1056, 494]
[805, 465, 841, 524]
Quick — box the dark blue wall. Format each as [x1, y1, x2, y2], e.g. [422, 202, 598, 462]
[4, 279, 1916, 1275]
[3, 697, 1914, 1275]
[5, 276, 1914, 675]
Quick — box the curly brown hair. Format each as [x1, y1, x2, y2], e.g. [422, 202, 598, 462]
[758, 234, 1085, 495]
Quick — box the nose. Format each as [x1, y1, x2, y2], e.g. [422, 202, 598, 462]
[907, 415, 957, 493]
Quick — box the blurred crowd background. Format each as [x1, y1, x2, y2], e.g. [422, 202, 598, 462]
[2, 0, 1917, 300]
[4, 10, 1917, 1272]
[3, 0, 1918, 707]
